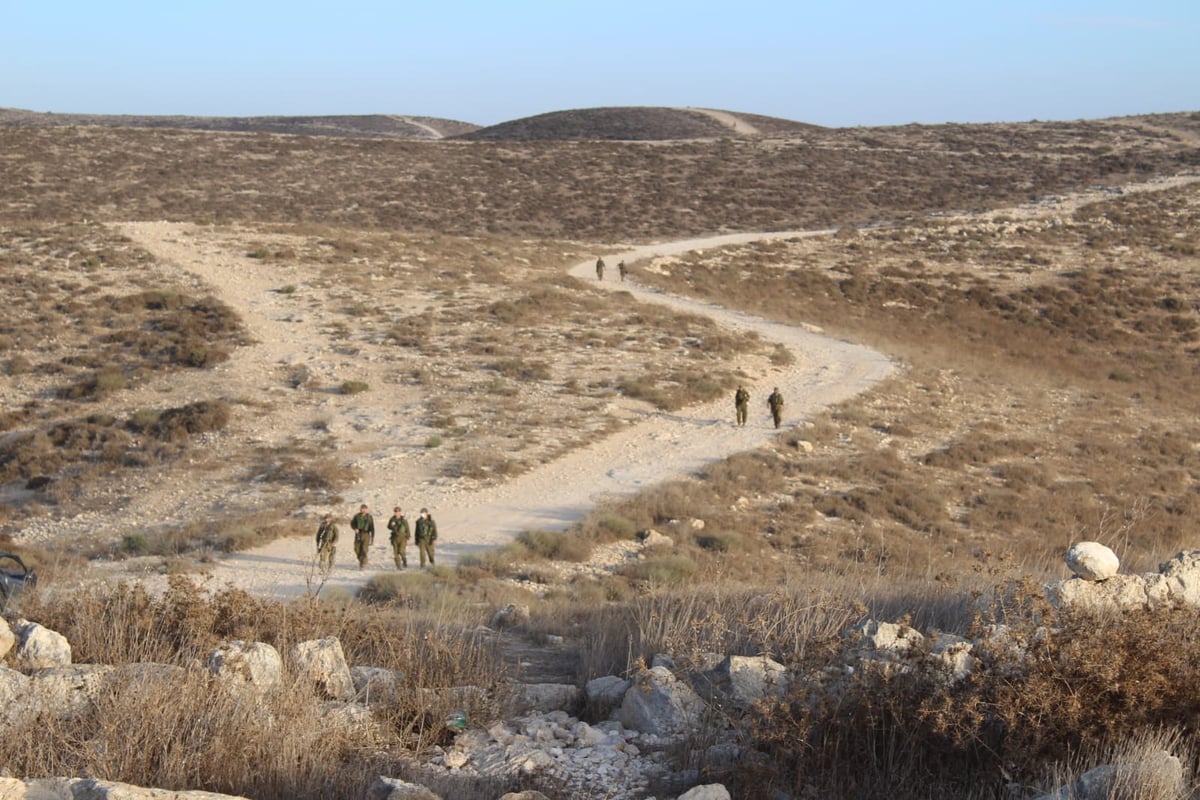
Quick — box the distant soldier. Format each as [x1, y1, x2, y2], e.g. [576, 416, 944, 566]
[387, 506, 410, 569]
[414, 508, 438, 568]
[350, 503, 375, 570]
[768, 387, 785, 429]
[315, 513, 338, 576]
[618, 261, 628, 282]
[595, 257, 605, 281]
[734, 385, 750, 427]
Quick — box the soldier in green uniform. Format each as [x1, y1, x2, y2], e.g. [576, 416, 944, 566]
[414, 508, 438, 568]
[315, 513, 338, 576]
[595, 257, 605, 281]
[734, 385, 750, 427]
[618, 261, 628, 282]
[350, 503, 375, 570]
[768, 387, 785, 429]
[387, 506, 410, 569]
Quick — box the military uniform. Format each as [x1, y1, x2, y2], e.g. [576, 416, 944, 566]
[414, 509, 438, 568]
[315, 516, 338, 575]
[595, 258, 605, 280]
[350, 505, 375, 570]
[387, 508, 410, 569]
[768, 388, 785, 429]
[618, 261, 628, 281]
[734, 386, 750, 427]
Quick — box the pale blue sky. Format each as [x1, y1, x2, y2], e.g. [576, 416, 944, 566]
[2, 1, 1196, 127]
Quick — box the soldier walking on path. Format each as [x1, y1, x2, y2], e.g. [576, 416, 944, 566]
[595, 257, 605, 281]
[415, 508, 438, 568]
[387, 506, 410, 569]
[618, 261, 628, 282]
[734, 385, 750, 427]
[315, 513, 338, 576]
[768, 387, 785, 429]
[350, 503, 375, 570]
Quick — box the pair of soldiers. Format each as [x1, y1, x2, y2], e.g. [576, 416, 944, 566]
[733, 386, 785, 429]
[595, 258, 629, 282]
[315, 505, 439, 573]
[384, 506, 439, 569]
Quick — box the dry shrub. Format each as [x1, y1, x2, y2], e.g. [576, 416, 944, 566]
[1, 669, 391, 800]
[743, 587, 1200, 799]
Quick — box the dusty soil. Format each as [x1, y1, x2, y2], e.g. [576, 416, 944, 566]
[73, 226, 891, 597]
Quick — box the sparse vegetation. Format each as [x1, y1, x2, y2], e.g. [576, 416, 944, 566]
[1, 108, 1199, 799]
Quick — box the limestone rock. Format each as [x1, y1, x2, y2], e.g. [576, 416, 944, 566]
[21, 776, 252, 799]
[677, 785, 731, 800]
[0, 616, 14, 660]
[1048, 573, 1150, 612]
[352, 666, 406, 705]
[615, 666, 704, 736]
[366, 776, 441, 800]
[499, 792, 552, 800]
[851, 619, 925, 656]
[695, 655, 788, 712]
[585, 674, 630, 715]
[13, 619, 72, 671]
[489, 603, 530, 630]
[1034, 750, 1183, 800]
[0, 664, 34, 730]
[636, 529, 673, 549]
[929, 634, 975, 683]
[291, 637, 354, 700]
[1065, 542, 1120, 581]
[207, 641, 282, 690]
[31, 664, 114, 718]
[504, 682, 582, 715]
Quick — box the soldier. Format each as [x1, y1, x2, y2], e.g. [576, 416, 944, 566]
[387, 506, 410, 569]
[595, 257, 605, 281]
[315, 513, 338, 576]
[350, 503, 375, 570]
[734, 385, 750, 427]
[414, 508, 438, 568]
[618, 261, 628, 282]
[768, 387, 785, 429]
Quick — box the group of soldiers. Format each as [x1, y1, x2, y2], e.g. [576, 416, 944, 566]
[735, 385, 785, 429]
[315, 504, 438, 576]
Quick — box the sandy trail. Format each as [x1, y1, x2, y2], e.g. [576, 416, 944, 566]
[114, 227, 893, 598]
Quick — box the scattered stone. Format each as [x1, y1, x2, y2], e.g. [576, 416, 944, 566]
[504, 682, 582, 715]
[585, 675, 630, 715]
[352, 666, 406, 706]
[851, 619, 925, 656]
[695, 654, 788, 712]
[0, 617, 13, 660]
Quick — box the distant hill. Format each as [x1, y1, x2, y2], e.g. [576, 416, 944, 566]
[0, 108, 479, 140]
[456, 106, 810, 141]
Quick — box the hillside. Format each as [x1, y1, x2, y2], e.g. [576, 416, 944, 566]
[457, 106, 761, 141]
[0, 107, 479, 139]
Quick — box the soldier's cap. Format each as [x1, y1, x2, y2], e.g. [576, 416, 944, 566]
[360, 504, 368, 510]
[324, 512, 333, 519]
[394, 506, 401, 512]
[420, 507, 429, 514]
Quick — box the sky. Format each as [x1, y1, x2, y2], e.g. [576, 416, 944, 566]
[2, 1, 1197, 128]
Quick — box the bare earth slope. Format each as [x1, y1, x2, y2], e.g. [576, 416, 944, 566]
[108, 225, 892, 597]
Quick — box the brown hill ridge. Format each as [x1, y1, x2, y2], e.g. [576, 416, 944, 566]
[0, 108, 479, 140]
[456, 105, 813, 141]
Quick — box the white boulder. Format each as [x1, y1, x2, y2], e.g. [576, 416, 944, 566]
[1065, 542, 1120, 581]
[291, 637, 354, 701]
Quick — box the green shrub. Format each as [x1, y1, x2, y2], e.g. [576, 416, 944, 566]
[621, 554, 698, 585]
[340, 380, 369, 395]
[516, 529, 592, 562]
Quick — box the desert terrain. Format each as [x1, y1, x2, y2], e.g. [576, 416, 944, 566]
[2, 106, 1200, 798]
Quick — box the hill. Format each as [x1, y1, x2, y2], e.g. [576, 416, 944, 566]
[0, 107, 479, 139]
[456, 105, 790, 141]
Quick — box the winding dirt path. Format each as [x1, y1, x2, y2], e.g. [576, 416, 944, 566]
[113, 226, 893, 598]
